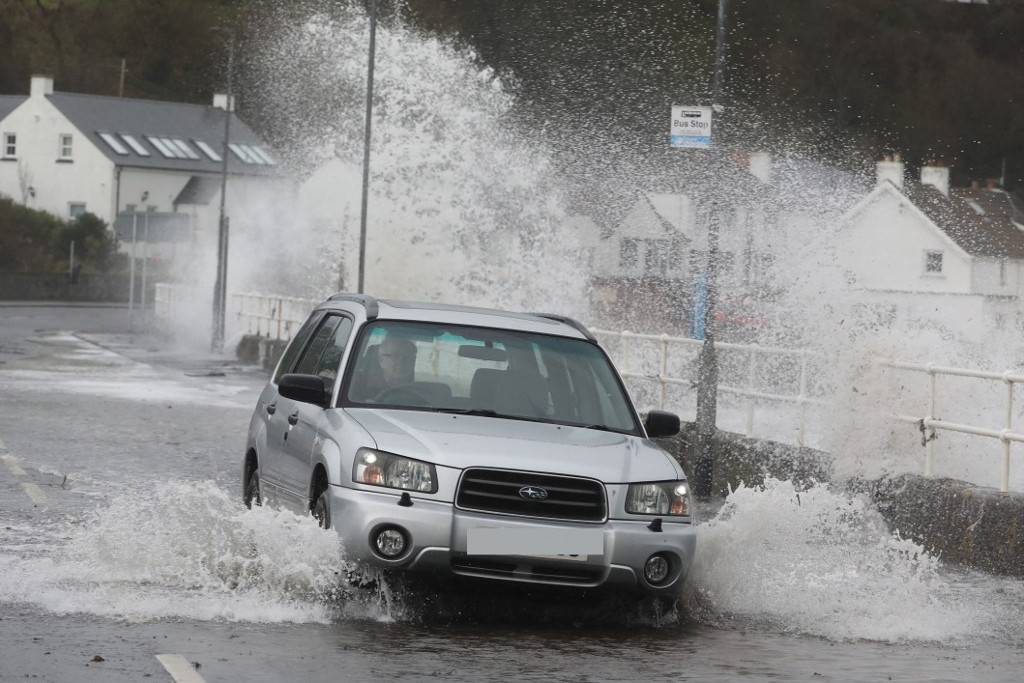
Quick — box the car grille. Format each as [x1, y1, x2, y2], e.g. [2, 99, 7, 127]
[451, 556, 605, 586]
[456, 468, 606, 522]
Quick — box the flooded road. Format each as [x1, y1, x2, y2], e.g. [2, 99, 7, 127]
[1, 305, 1021, 682]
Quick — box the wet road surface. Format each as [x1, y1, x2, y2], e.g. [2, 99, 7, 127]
[1, 304, 1022, 682]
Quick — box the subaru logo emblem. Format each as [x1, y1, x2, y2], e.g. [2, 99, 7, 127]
[519, 486, 548, 501]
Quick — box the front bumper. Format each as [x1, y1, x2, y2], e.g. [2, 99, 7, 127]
[327, 484, 696, 595]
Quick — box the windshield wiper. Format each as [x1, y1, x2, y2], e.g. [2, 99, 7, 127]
[433, 408, 500, 417]
[577, 421, 614, 432]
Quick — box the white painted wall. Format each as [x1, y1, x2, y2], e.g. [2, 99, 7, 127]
[971, 258, 1020, 297]
[839, 188, 973, 294]
[0, 94, 115, 221]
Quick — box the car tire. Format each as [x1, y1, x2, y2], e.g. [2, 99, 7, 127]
[244, 467, 262, 509]
[312, 488, 331, 529]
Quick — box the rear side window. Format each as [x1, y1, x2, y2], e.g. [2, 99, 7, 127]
[272, 311, 323, 383]
[293, 315, 353, 381]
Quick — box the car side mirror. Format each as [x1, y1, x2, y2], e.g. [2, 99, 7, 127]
[278, 373, 330, 406]
[644, 410, 680, 438]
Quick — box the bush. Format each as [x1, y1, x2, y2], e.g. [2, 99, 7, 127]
[0, 198, 64, 270]
[0, 201, 123, 273]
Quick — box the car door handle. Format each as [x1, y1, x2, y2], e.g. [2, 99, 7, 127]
[287, 411, 299, 426]
[266, 402, 277, 415]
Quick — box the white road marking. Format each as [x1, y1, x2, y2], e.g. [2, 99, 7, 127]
[21, 482, 48, 505]
[2, 454, 27, 476]
[156, 654, 209, 683]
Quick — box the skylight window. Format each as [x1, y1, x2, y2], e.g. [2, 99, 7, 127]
[119, 134, 150, 156]
[98, 132, 129, 155]
[146, 136, 177, 158]
[170, 138, 201, 160]
[194, 140, 222, 162]
[250, 146, 277, 165]
[243, 144, 270, 164]
[228, 143, 257, 163]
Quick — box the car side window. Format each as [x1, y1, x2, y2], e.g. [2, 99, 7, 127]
[293, 315, 353, 381]
[272, 311, 324, 384]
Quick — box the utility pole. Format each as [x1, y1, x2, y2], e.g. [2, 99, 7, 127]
[212, 29, 234, 352]
[357, 0, 379, 295]
[691, 0, 728, 499]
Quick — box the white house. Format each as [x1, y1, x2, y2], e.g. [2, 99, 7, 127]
[835, 156, 1024, 341]
[0, 75, 291, 258]
[588, 153, 862, 337]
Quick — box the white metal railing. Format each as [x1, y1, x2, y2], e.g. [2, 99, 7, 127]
[232, 292, 318, 341]
[883, 360, 1023, 492]
[593, 329, 826, 448]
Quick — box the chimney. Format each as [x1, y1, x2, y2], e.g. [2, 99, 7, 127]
[876, 154, 905, 189]
[212, 93, 235, 111]
[748, 151, 771, 184]
[30, 75, 54, 98]
[920, 161, 950, 197]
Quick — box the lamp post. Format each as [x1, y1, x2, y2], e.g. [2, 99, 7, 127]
[356, 0, 379, 294]
[691, 0, 728, 499]
[211, 28, 234, 352]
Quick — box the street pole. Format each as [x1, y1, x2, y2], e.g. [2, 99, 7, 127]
[357, 0, 379, 295]
[212, 29, 234, 352]
[692, 0, 728, 499]
[129, 214, 137, 334]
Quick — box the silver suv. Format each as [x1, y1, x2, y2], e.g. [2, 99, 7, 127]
[243, 295, 695, 596]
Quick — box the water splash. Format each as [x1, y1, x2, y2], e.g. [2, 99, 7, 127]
[0, 481, 361, 623]
[229, 6, 591, 315]
[687, 478, 1019, 642]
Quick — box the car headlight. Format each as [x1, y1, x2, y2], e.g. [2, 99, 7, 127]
[353, 449, 437, 493]
[626, 481, 689, 516]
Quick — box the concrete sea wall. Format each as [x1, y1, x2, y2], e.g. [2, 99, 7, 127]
[656, 425, 1024, 579]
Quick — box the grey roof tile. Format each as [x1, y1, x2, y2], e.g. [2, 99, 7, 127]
[0, 95, 26, 121]
[903, 183, 1024, 259]
[47, 92, 281, 177]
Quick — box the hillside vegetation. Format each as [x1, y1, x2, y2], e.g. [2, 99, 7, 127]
[1, 0, 1021, 188]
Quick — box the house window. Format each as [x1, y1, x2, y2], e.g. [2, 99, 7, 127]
[58, 134, 73, 159]
[620, 238, 639, 269]
[689, 249, 708, 273]
[924, 250, 943, 275]
[2, 133, 15, 158]
[645, 238, 671, 276]
[69, 203, 86, 219]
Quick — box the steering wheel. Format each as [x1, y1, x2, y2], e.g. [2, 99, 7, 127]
[375, 383, 431, 406]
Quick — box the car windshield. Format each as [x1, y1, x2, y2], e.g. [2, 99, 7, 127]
[342, 320, 639, 434]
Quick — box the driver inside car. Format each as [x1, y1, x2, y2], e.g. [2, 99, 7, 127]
[376, 336, 417, 395]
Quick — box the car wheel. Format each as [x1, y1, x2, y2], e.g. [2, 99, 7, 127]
[312, 488, 331, 529]
[244, 467, 262, 509]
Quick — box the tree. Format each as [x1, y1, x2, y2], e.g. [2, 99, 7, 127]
[53, 213, 122, 272]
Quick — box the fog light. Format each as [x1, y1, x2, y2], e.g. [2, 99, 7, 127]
[374, 528, 407, 558]
[644, 554, 671, 585]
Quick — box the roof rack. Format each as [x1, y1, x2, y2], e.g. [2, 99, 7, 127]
[531, 313, 597, 342]
[327, 293, 379, 320]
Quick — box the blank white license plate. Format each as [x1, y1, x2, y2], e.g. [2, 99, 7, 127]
[466, 527, 604, 559]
